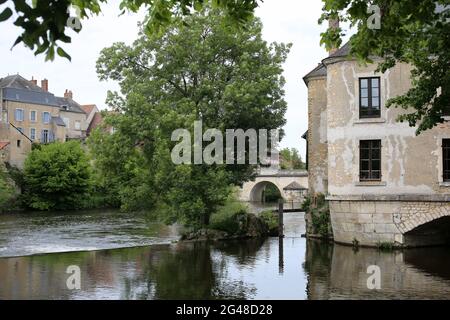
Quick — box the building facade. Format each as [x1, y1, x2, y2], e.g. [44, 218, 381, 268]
[0, 75, 89, 168]
[304, 43, 450, 247]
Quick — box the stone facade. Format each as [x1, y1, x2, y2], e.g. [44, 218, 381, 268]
[0, 75, 91, 168]
[303, 44, 450, 247]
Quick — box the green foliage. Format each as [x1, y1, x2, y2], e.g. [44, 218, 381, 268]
[280, 148, 305, 170]
[263, 183, 281, 202]
[22, 141, 92, 211]
[305, 193, 331, 238]
[301, 195, 312, 212]
[90, 9, 289, 228]
[320, 0, 450, 134]
[377, 242, 396, 251]
[209, 197, 248, 234]
[259, 210, 278, 233]
[311, 204, 330, 238]
[0, 165, 15, 211]
[1, 0, 260, 61]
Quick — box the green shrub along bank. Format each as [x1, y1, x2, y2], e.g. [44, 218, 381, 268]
[302, 193, 333, 240]
[0, 164, 16, 212]
[181, 196, 275, 241]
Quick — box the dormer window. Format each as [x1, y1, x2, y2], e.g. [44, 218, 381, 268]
[359, 77, 381, 118]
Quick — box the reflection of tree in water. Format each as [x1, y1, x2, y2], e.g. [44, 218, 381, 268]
[119, 240, 264, 300]
[302, 239, 333, 300]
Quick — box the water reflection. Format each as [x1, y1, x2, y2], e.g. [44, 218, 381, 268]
[0, 212, 450, 299]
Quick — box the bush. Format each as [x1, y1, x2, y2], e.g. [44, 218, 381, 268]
[209, 199, 248, 235]
[22, 141, 92, 211]
[260, 210, 279, 235]
[0, 165, 15, 212]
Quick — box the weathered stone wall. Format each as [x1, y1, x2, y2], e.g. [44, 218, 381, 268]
[306, 77, 328, 195]
[330, 199, 450, 247]
[325, 59, 450, 197]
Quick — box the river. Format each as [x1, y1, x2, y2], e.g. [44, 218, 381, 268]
[0, 208, 450, 299]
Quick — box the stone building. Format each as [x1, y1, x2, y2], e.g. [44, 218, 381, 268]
[0, 75, 90, 168]
[303, 42, 450, 247]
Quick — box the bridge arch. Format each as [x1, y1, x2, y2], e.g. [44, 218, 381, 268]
[239, 170, 308, 203]
[249, 181, 283, 203]
[395, 203, 450, 247]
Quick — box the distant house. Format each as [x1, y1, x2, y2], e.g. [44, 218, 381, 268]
[0, 74, 93, 168]
[82, 104, 115, 136]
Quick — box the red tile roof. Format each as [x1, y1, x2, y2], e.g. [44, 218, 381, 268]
[81, 104, 96, 115]
[87, 112, 104, 135]
[0, 142, 10, 150]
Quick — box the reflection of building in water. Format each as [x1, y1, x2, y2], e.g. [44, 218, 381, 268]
[304, 241, 450, 299]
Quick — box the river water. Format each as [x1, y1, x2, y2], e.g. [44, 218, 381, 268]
[0, 209, 450, 299]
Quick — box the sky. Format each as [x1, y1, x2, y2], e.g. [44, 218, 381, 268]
[0, 0, 332, 159]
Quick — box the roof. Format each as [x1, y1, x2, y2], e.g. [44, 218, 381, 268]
[52, 116, 66, 127]
[0, 74, 44, 92]
[87, 112, 104, 135]
[1, 74, 87, 114]
[283, 181, 307, 191]
[303, 41, 351, 85]
[81, 104, 96, 115]
[56, 96, 86, 114]
[0, 142, 10, 150]
[328, 41, 351, 59]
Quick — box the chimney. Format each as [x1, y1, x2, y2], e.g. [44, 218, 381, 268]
[41, 79, 48, 92]
[64, 89, 73, 99]
[328, 17, 340, 56]
[30, 77, 37, 86]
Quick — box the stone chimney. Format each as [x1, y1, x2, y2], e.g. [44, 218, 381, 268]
[30, 77, 37, 86]
[41, 79, 48, 92]
[328, 17, 340, 56]
[64, 89, 73, 99]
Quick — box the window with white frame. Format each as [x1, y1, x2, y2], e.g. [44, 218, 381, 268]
[30, 128, 36, 140]
[42, 112, 51, 124]
[75, 120, 81, 131]
[63, 117, 70, 128]
[15, 108, 24, 122]
[30, 110, 37, 122]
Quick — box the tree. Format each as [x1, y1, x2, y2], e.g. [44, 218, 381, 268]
[0, 0, 260, 61]
[320, 1, 449, 134]
[280, 148, 305, 170]
[0, 164, 14, 211]
[90, 8, 289, 228]
[22, 141, 92, 210]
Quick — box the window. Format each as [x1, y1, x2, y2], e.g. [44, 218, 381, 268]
[75, 120, 81, 131]
[17, 140, 21, 148]
[444, 139, 450, 182]
[30, 110, 37, 122]
[359, 77, 381, 118]
[15, 109, 24, 122]
[30, 128, 36, 140]
[63, 117, 70, 128]
[360, 140, 382, 181]
[42, 129, 49, 143]
[42, 112, 51, 124]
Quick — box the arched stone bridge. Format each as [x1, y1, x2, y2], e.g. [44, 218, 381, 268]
[239, 169, 308, 203]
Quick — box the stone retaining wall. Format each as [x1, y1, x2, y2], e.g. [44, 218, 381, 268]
[330, 200, 450, 247]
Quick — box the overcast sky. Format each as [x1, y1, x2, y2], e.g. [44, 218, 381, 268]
[0, 0, 336, 158]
